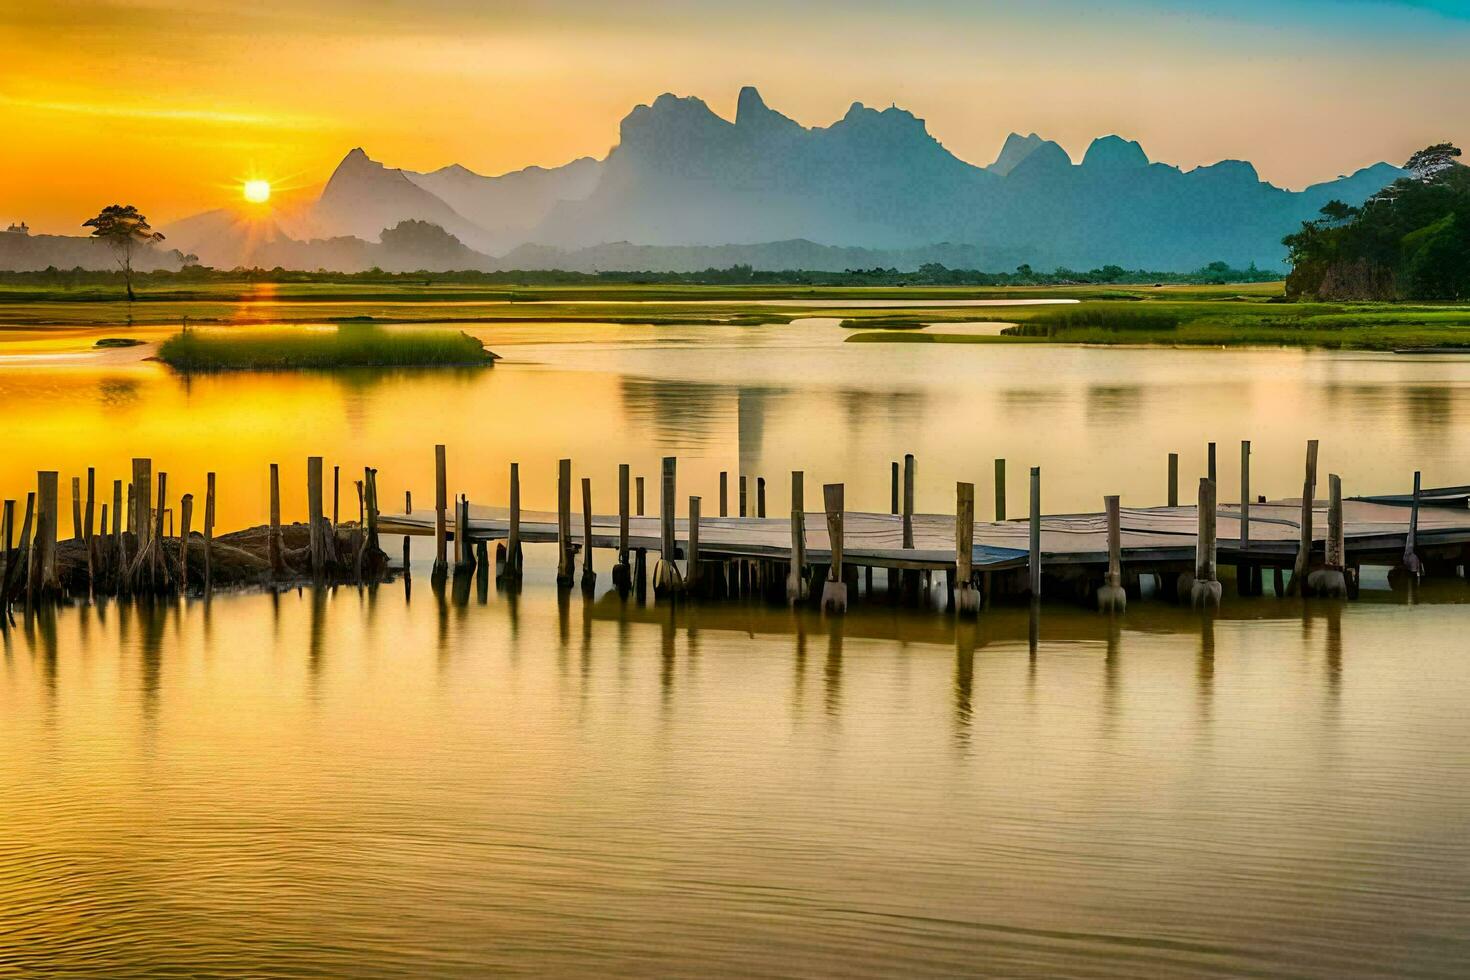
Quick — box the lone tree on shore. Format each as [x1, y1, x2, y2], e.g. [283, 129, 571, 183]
[83, 204, 165, 301]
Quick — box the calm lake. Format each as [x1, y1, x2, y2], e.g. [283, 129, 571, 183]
[1, 310, 1469, 976]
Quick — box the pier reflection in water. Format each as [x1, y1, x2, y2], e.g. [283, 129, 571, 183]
[2, 563, 1468, 977]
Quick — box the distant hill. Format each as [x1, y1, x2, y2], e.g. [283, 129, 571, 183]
[0, 228, 190, 272]
[143, 86, 1409, 273]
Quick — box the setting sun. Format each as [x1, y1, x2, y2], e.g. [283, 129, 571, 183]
[242, 179, 271, 203]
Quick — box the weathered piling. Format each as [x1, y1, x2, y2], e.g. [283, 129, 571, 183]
[268, 462, 283, 576]
[133, 458, 152, 550]
[1238, 440, 1252, 596]
[902, 454, 916, 549]
[403, 490, 412, 572]
[686, 495, 701, 592]
[1167, 453, 1179, 508]
[505, 463, 523, 579]
[757, 477, 766, 519]
[1207, 442, 1217, 485]
[1190, 478, 1221, 608]
[788, 471, 807, 603]
[1309, 473, 1349, 598]
[434, 444, 448, 575]
[456, 493, 473, 572]
[1403, 470, 1423, 580]
[178, 493, 193, 591]
[955, 482, 979, 614]
[556, 458, 573, 586]
[14, 494, 34, 611]
[821, 483, 847, 614]
[204, 472, 215, 595]
[994, 458, 1006, 521]
[739, 475, 748, 518]
[308, 456, 325, 580]
[1, 498, 13, 614]
[720, 471, 729, 518]
[1286, 440, 1320, 596]
[37, 471, 60, 598]
[890, 461, 899, 515]
[363, 466, 382, 572]
[1098, 494, 1126, 612]
[654, 457, 682, 595]
[581, 477, 596, 592]
[70, 476, 82, 541]
[1029, 467, 1041, 598]
[332, 465, 340, 527]
[634, 475, 647, 597]
[612, 463, 631, 589]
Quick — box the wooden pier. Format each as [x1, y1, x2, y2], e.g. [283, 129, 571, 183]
[4, 440, 1469, 622]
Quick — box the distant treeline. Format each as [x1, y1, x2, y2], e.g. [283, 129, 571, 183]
[1285, 143, 1467, 301]
[0, 259, 1280, 291]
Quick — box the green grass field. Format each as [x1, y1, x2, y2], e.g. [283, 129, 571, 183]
[3, 276, 1470, 350]
[157, 325, 497, 371]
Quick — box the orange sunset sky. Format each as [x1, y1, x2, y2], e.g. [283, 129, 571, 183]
[3, 0, 1468, 235]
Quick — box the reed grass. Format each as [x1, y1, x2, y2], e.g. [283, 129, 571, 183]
[157, 324, 496, 371]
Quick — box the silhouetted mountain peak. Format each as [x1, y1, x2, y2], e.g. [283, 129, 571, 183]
[1191, 159, 1261, 184]
[1007, 139, 1073, 178]
[1082, 135, 1149, 170]
[990, 133, 1048, 175]
[735, 85, 803, 135]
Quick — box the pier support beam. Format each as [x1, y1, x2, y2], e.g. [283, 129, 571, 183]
[612, 463, 630, 590]
[204, 472, 215, 596]
[788, 471, 808, 603]
[955, 481, 979, 615]
[1190, 478, 1222, 609]
[268, 462, 283, 577]
[1028, 466, 1041, 599]
[1308, 473, 1348, 598]
[994, 458, 1006, 521]
[434, 444, 448, 577]
[1167, 452, 1179, 508]
[1238, 440, 1253, 596]
[653, 457, 682, 596]
[686, 495, 700, 594]
[1098, 494, 1126, 612]
[1286, 440, 1319, 597]
[821, 483, 847, 614]
[556, 458, 573, 587]
[581, 477, 596, 593]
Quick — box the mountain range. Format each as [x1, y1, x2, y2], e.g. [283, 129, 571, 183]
[168, 87, 1403, 272]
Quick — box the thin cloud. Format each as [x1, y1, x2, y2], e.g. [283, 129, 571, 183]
[0, 95, 326, 129]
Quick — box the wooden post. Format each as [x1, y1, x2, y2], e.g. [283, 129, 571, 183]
[636, 476, 645, 517]
[332, 465, 340, 527]
[654, 456, 682, 595]
[204, 472, 215, 596]
[890, 461, 899, 515]
[364, 467, 380, 557]
[268, 462, 283, 576]
[1098, 494, 1126, 612]
[307, 456, 325, 579]
[1403, 470, 1423, 579]
[634, 474, 647, 597]
[821, 483, 847, 613]
[556, 458, 573, 586]
[70, 476, 82, 541]
[1191, 478, 1222, 608]
[17, 493, 35, 609]
[686, 495, 700, 592]
[1307, 473, 1350, 598]
[133, 458, 152, 548]
[506, 463, 522, 577]
[111, 480, 122, 543]
[757, 477, 766, 519]
[1286, 439, 1320, 596]
[993, 458, 1006, 521]
[35, 472, 58, 594]
[1029, 466, 1041, 598]
[616, 463, 631, 562]
[84, 468, 95, 542]
[151, 472, 167, 587]
[1207, 442, 1217, 485]
[581, 477, 596, 591]
[1167, 453, 1179, 508]
[955, 482, 979, 614]
[788, 471, 807, 603]
[454, 494, 469, 571]
[1238, 440, 1252, 596]
[434, 444, 448, 572]
[178, 493, 193, 591]
[1, 498, 12, 605]
[739, 475, 748, 518]
[902, 454, 916, 549]
[719, 471, 729, 518]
